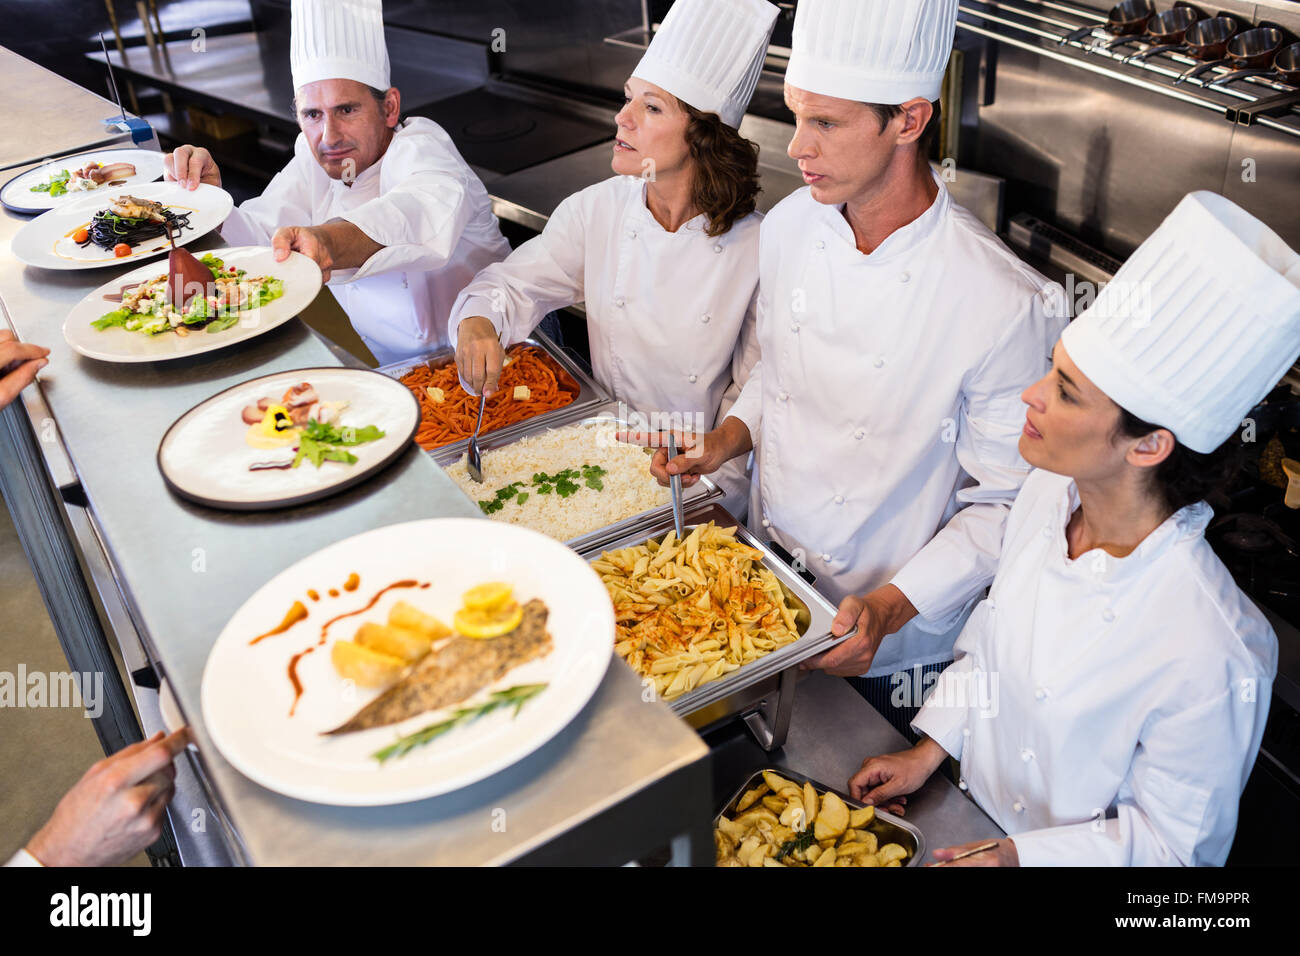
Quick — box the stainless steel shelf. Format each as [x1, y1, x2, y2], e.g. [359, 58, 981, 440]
[957, 1, 1300, 138]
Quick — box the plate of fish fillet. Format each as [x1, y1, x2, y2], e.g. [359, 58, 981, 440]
[200, 518, 614, 805]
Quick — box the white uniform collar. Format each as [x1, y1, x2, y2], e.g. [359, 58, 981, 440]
[631, 177, 711, 235]
[1052, 476, 1213, 584]
[820, 167, 950, 263]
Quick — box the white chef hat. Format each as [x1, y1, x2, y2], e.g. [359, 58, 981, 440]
[290, 0, 391, 93]
[1061, 192, 1300, 454]
[631, 0, 780, 128]
[785, 0, 958, 105]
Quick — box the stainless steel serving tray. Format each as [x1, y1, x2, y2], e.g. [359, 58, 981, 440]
[580, 502, 853, 722]
[440, 401, 725, 553]
[374, 332, 609, 465]
[715, 767, 925, 867]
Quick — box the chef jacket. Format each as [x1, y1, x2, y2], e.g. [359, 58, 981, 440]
[726, 170, 1067, 675]
[449, 174, 761, 514]
[913, 469, 1276, 866]
[220, 116, 512, 365]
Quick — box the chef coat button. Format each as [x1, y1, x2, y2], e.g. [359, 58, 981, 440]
[1041, 525, 1052, 538]
[958, 778, 968, 791]
[987, 597, 996, 611]
[761, 519, 771, 528]
[815, 240, 825, 250]
[627, 229, 637, 239]
[834, 495, 844, 505]
[713, 243, 723, 254]
[873, 357, 884, 369]
[899, 271, 911, 283]
[778, 391, 789, 402]
[701, 313, 711, 324]
[821, 553, 831, 562]
[1013, 801, 1026, 814]
[1102, 608, 1115, 623]
[615, 296, 625, 308]
[1034, 687, 1048, 701]
[853, 429, 865, 440]
[962, 727, 972, 738]
[1021, 748, 1035, 763]
[688, 374, 698, 384]
[791, 323, 800, 333]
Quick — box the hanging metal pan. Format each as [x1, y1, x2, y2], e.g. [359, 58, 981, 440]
[1123, 5, 1203, 64]
[1206, 27, 1286, 87]
[1173, 16, 1244, 83]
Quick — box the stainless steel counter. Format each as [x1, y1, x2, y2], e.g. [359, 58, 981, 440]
[0, 52, 715, 865]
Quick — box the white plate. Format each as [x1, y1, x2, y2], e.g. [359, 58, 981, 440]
[201, 519, 614, 805]
[11, 181, 233, 270]
[0, 147, 166, 214]
[62, 246, 321, 363]
[158, 367, 420, 510]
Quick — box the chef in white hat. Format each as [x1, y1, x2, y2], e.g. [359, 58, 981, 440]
[850, 192, 1298, 866]
[449, 0, 779, 516]
[164, 0, 511, 364]
[645, 0, 1067, 727]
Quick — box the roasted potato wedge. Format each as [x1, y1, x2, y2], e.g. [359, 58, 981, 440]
[330, 640, 406, 687]
[387, 600, 451, 640]
[354, 621, 432, 663]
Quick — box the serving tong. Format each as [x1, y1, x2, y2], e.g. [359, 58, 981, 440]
[466, 392, 487, 483]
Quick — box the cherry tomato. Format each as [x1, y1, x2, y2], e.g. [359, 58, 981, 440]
[72, 227, 89, 244]
[113, 243, 132, 258]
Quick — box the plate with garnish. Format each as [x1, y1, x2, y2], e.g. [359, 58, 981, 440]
[157, 367, 420, 511]
[0, 146, 166, 214]
[11, 180, 232, 270]
[200, 519, 614, 805]
[62, 245, 321, 363]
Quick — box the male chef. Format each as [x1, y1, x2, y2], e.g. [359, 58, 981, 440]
[164, 0, 511, 364]
[646, 0, 1067, 733]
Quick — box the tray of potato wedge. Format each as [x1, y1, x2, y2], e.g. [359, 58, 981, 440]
[714, 768, 924, 867]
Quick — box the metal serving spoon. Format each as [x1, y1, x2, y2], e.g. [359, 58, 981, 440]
[466, 392, 486, 483]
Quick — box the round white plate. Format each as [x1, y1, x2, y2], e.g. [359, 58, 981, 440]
[11, 181, 233, 270]
[1, 147, 166, 214]
[158, 367, 420, 511]
[201, 519, 614, 805]
[62, 246, 321, 363]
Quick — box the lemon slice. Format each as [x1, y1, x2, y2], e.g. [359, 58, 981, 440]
[461, 582, 514, 612]
[454, 601, 523, 639]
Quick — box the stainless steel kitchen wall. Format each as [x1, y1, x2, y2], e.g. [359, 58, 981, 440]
[957, 0, 1300, 256]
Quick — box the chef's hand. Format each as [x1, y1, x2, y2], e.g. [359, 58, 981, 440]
[455, 316, 505, 398]
[801, 584, 918, 676]
[272, 225, 338, 281]
[623, 416, 754, 489]
[25, 729, 190, 867]
[849, 736, 947, 809]
[929, 837, 1020, 868]
[0, 331, 49, 410]
[163, 145, 222, 191]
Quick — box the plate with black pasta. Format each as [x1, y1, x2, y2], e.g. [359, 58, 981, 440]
[10, 181, 233, 270]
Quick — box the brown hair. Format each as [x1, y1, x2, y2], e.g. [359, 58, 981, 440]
[678, 101, 761, 238]
[1113, 406, 1243, 517]
[866, 99, 943, 157]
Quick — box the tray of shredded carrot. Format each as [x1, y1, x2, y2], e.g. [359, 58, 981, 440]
[390, 343, 592, 452]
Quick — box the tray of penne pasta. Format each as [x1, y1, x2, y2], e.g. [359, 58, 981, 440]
[581, 503, 852, 739]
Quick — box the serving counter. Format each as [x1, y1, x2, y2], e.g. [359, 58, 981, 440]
[0, 46, 1000, 866]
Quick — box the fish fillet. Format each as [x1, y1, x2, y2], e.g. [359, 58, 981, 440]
[324, 598, 552, 735]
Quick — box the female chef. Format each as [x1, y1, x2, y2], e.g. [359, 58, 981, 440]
[449, 0, 779, 515]
[848, 192, 1300, 866]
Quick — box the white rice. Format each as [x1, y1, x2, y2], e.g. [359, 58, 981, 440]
[444, 421, 670, 541]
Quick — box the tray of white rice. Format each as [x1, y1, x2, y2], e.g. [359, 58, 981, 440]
[444, 416, 722, 553]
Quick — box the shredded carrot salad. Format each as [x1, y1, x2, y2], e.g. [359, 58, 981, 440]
[400, 346, 579, 450]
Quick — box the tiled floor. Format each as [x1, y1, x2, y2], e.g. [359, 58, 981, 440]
[0, 491, 146, 866]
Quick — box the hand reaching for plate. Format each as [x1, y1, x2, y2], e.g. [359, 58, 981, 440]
[0, 330, 48, 409]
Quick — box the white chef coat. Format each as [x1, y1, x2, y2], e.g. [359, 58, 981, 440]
[220, 116, 512, 365]
[448, 174, 761, 514]
[726, 170, 1067, 675]
[913, 469, 1276, 866]
[4, 849, 41, 866]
